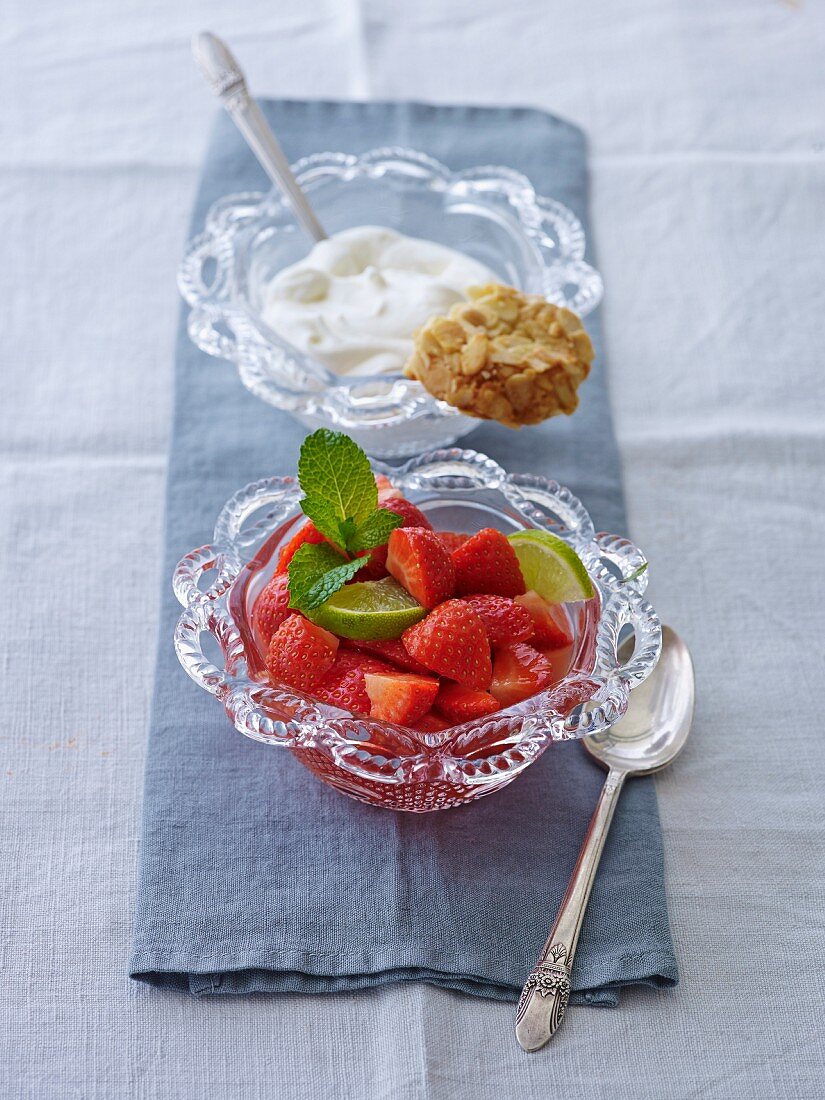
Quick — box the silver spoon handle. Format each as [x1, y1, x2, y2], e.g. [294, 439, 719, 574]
[515, 767, 626, 1052]
[192, 32, 327, 242]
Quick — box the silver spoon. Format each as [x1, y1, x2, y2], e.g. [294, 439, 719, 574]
[191, 31, 327, 242]
[515, 625, 694, 1052]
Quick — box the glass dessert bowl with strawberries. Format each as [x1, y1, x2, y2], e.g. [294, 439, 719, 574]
[174, 432, 660, 812]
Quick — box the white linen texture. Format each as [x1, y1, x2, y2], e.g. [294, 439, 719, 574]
[1, 1, 824, 1097]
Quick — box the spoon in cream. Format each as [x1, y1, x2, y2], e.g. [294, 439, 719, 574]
[192, 31, 327, 242]
[515, 625, 695, 1051]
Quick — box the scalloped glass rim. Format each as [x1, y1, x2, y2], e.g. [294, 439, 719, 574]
[172, 449, 660, 808]
[177, 148, 605, 458]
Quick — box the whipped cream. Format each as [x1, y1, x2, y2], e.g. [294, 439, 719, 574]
[260, 226, 495, 376]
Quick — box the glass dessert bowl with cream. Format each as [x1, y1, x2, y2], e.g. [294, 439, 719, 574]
[179, 148, 603, 458]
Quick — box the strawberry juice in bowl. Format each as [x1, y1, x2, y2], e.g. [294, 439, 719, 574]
[173, 440, 660, 812]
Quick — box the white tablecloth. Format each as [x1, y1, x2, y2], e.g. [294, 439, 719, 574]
[2, 2, 824, 1097]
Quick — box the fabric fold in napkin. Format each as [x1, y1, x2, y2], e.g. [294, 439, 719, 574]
[130, 100, 678, 1005]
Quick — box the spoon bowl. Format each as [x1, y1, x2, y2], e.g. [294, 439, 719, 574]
[516, 624, 694, 1051]
[584, 625, 694, 775]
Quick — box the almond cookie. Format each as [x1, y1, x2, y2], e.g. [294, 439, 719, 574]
[404, 284, 594, 428]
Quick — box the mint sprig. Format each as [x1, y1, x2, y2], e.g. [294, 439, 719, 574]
[287, 430, 405, 614]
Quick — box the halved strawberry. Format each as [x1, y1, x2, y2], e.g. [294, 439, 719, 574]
[253, 573, 293, 648]
[438, 531, 469, 554]
[364, 672, 439, 725]
[275, 521, 330, 574]
[452, 528, 526, 598]
[434, 683, 500, 724]
[515, 590, 574, 648]
[490, 642, 555, 707]
[386, 527, 455, 609]
[402, 600, 491, 690]
[358, 497, 434, 579]
[266, 615, 339, 692]
[313, 650, 395, 716]
[412, 710, 452, 734]
[460, 594, 533, 646]
[345, 638, 431, 675]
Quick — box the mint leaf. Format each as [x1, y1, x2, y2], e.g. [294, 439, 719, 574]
[299, 497, 346, 549]
[287, 542, 365, 611]
[338, 517, 358, 549]
[298, 429, 377, 525]
[349, 508, 404, 553]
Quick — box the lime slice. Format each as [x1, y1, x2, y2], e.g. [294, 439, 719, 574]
[308, 577, 426, 641]
[508, 529, 595, 602]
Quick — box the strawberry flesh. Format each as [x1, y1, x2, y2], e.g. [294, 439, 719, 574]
[345, 638, 431, 675]
[354, 548, 390, 581]
[386, 526, 455, 609]
[434, 683, 500, 724]
[402, 600, 492, 690]
[380, 496, 433, 530]
[515, 590, 573, 648]
[438, 531, 470, 554]
[490, 642, 556, 707]
[460, 594, 533, 646]
[411, 710, 452, 734]
[375, 473, 402, 501]
[358, 497, 433, 579]
[364, 672, 439, 725]
[266, 615, 339, 692]
[313, 650, 395, 716]
[534, 643, 574, 684]
[452, 528, 526, 598]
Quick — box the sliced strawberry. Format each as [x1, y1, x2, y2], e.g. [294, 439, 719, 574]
[452, 528, 526, 598]
[434, 683, 500, 724]
[375, 473, 402, 501]
[364, 672, 439, 725]
[402, 600, 491, 690]
[386, 527, 455, 609]
[380, 496, 433, 530]
[313, 650, 395, 716]
[266, 615, 339, 692]
[253, 573, 293, 648]
[411, 710, 452, 734]
[438, 531, 470, 554]
[515, 590, 573, 648]
[358, 497, 434, 579]
[490, 642, 555, 707]
[460, 594, 533, 646]
[345, 638, 431, 675]
[275, 521, 330, 574]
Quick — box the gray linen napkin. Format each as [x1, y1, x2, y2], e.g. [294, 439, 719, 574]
[130, 101, 678, 1005]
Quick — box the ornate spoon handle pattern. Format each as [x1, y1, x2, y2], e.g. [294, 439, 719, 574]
[515, 768, 626, 1051]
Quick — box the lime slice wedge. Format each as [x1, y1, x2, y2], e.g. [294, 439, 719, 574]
[308, 576, 426, 641]
[508, 529, 595, 602]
